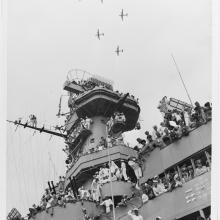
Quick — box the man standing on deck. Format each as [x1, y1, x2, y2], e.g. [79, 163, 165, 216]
[121, 160, 128, 181]
[128, 208, 143, 220]
[29, 114, 37, 127]
[100, 197, 113, 213]
[91, 178, 101, 202]
[128, 157, 142, 188]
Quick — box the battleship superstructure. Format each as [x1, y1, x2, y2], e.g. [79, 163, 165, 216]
[8, 70, 211, 220]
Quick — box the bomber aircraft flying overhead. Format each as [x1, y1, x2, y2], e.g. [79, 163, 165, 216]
[119, 9, 128, 21]
[115, 46, 123, 56]
[96, 29, 104, 40]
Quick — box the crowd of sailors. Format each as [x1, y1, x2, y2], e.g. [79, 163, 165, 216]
[27, 146, 211, 219]
[26, 99, 211, 219]
[134, 101, 212, 155]
[64, 111, 129, 170]
[64, 133, 128, 170]
[65, 111, 126, 146]
[65, 100, 212, 173]
[27, 157, 141, 219]
[141, 148, 211, 204]
[74, 77, 137, 102]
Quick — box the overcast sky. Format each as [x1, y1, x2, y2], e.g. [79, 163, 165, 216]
[7, 0, 211, 216]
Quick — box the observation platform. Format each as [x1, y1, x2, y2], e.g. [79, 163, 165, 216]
[65, 145, 138, 187]
[74, 88, 140, 132]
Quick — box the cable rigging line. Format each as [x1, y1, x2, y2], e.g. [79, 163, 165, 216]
[28, 132, 37, 196]
[48, 151, 51, 182]
[171, 54, 193, 106]
[48, 152, 59, 181]
[105, 126, 116, 220]
[48, 152, 55, 181]
[34, 134, 44, 195]
[17, 129, 31, 209]
[28, 132, 40, 199]
[8, 125, 27, 211]
[38, 136, 48, 190]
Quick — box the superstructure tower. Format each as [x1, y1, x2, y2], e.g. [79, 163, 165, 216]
[63, 71, 140, 193]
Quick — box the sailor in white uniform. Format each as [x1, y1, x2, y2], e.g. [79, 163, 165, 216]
[121, 160, 128, 181]
[100, 197, 113, 213]
[128, 208, 143, 220]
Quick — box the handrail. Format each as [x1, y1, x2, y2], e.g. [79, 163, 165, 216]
[65, 145, 138, 183]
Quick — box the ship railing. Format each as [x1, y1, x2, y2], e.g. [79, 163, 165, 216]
[140, 170, 210, 218]
[66, 143, 137, 176]
[74, 86, 139, 106]
[67, 142, 132, 171]
[28, 198, 99, 219]
[141, 146, 211, 193]
[140, 118, 212, 156]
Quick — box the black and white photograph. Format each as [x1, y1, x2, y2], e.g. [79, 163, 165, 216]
[1, 0, 220, 219]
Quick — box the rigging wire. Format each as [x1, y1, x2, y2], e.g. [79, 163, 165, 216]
[39, 136, 48, 190]
[48, 151, 51, 182]
[105, 126, 116, 220]
[49, 153, 54, 181]
[28, 131, 40, 199]
[7, 125, 27, 211]
[23, 130, 41, 203]
[8, 117, 65, 210]
[35, 133, 46, 195]
[171, 54, 193, 106]
[17, 129, 31, 208]
[48, 151, 59, 181]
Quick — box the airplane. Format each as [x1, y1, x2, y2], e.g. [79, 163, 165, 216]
[119, 9, 128, 21]
[115, 46, 123, 56]
[96, 29, 104, 40]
